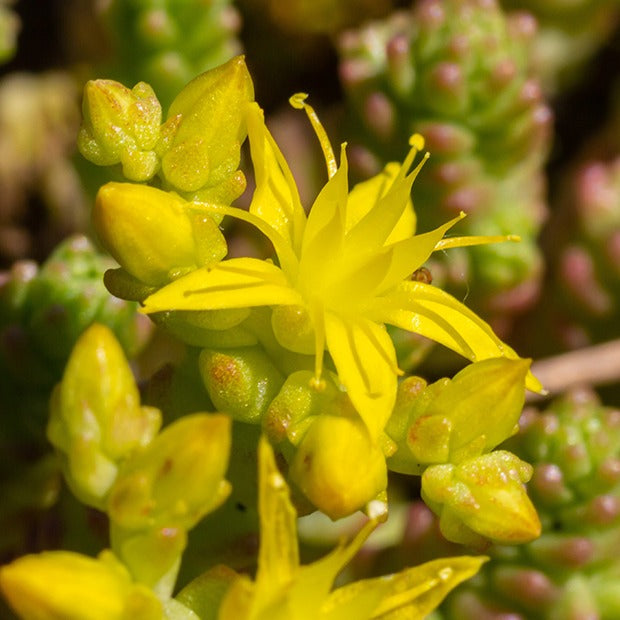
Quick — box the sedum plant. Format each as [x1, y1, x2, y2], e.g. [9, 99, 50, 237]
[78, 55, 542, 526]
[1, 55, 547, 618]
[500, 0, 620, 94]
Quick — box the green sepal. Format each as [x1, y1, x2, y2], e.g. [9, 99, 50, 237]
[175, 565, 240, 620]
[153, 310, 258, 349]
[262, 370, 341, 446]
[104, 268, 158, 303]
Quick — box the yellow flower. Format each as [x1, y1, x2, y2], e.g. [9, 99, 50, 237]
[142, 95, 542, 440]
[207, 437, 487, 620]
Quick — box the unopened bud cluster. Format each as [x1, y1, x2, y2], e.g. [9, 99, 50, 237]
[437, 388, 620, 619]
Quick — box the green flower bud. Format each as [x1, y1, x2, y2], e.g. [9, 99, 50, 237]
[289, 414, 387, 520]
[198, 347, 285, 424]
[160, 55, 254, 203]
[0, 549, 162, 620]
[262, 370, 341, 445]
[108, 413, 231, 533]
[78, 79, 162, 182]
[422, 451, 541, 547]
[408, 358, 531, 465]
[94, 182, 226, 287]
[47, 324, 161, 509]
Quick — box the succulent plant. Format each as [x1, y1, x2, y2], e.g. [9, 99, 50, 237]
[0, 235, 149, 435]
[536, 154, 620, 352]
[500, 0, 620, 94]
[337, 0, 552, 337]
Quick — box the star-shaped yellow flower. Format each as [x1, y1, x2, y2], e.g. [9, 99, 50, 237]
[205, 437, 487, 620]
[142, 95, 541, 440]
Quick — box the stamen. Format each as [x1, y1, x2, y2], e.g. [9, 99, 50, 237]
[409, 133, 425, 150]
[398, 133, 428, 181]
[289, 93, 338, 179]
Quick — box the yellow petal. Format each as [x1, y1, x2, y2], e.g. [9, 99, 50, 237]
[321, 555, 485, 620]
[0, 550, 161, 620]
[289, 519, 378, 618]
[254, 437, 300, 608]
[300, 146, 349, 267]
[345, 139, 427, 252]
[247, 102, 306, 254]
[368, 555, 487, 618]
[371, 282, 542, 392]
[373, 213, 465, 296]
[324, 313, 400, 440]
[346, 162, 416, 242]
[141, 258, 302, 314]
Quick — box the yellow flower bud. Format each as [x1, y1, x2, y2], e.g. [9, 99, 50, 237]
[47, 324, 161, 509]
[160, 55, 254, 202]
[0, 550, 162, 620]
[422, 451, 541, 547]
[108, 413, 231, 532]
[413, 357, 531, 463]
[78, 80, 161, 182]
[289, 414, 387, 519]
[94, 182, 226, 287]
